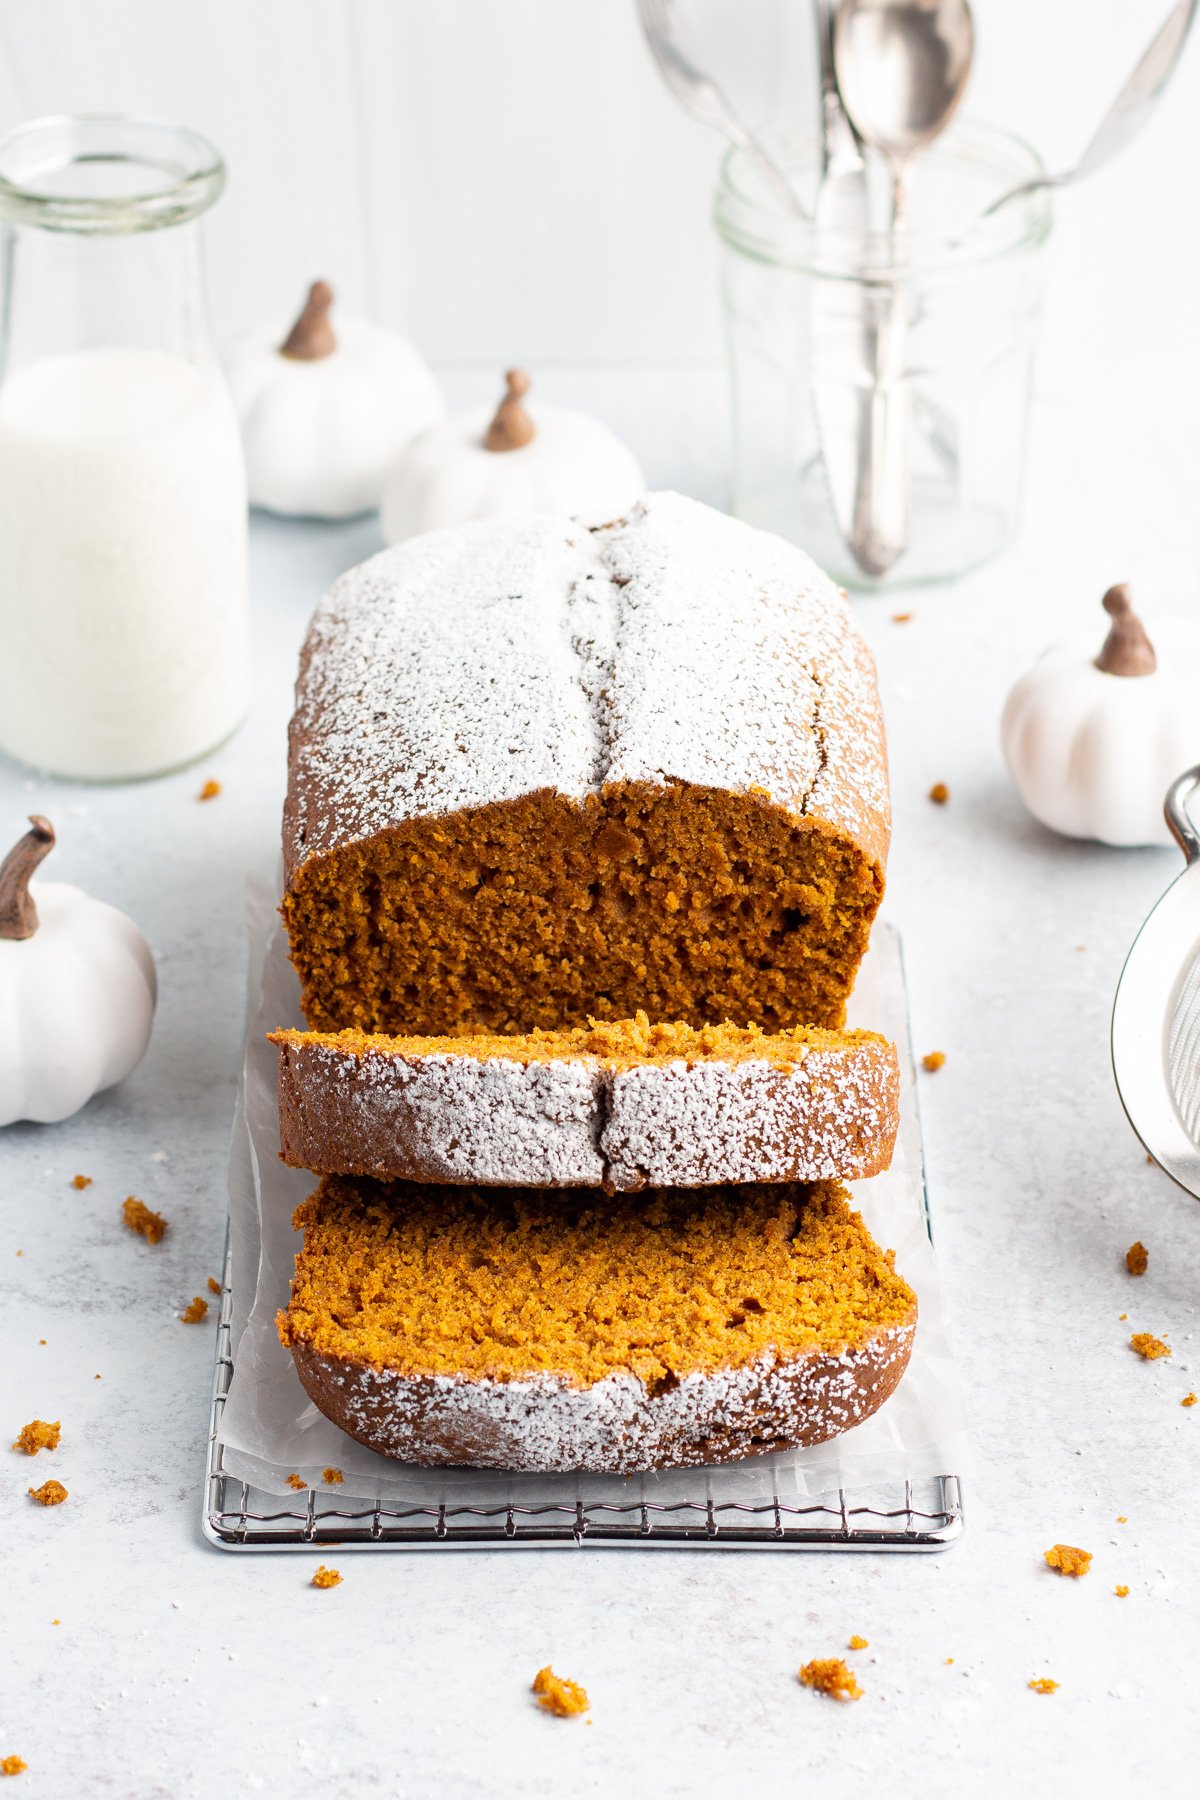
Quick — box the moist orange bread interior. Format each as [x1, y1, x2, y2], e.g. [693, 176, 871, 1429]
[283, 784, 881, 1037]
[278, 1177, 916, 1391]
[269, 1010, 892, 1071]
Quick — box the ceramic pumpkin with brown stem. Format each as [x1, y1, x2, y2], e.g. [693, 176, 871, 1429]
[0, 816, 157, 1125]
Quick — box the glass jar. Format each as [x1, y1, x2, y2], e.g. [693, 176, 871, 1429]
[0, 115, 249, 779]
[715, 122, 1053, 588]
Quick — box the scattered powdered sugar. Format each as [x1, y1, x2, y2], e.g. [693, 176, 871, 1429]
[279, 1036, 898, 1190]
[284, 492, 887, 876]
[313, 1320, 917, 1474]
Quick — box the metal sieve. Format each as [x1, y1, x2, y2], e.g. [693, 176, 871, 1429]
[1111, 765, 1200, 1198]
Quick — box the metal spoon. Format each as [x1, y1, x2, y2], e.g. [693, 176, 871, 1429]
[635, 0, 809, 220]
[984, 0, 1197, 219]
[832, 0, 975, 579]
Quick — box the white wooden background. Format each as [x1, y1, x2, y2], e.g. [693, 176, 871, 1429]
[0, 0, 1195, 369]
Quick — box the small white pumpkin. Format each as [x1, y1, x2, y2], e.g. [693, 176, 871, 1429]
[381, 368, 645, 542]
[224, 281, 445, 520]
[0, 816, 157, 1125]
[1001, 584, 1200, 847]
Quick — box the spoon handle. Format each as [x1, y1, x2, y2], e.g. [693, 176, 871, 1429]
[848, 159, 910, 580]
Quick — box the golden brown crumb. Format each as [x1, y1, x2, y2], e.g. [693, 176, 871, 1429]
[1130, 1332, 1170, 1360]
[323, 1468, 344, 1485]
[945, 1658, 954, 1665]
[311, 1565, 341, 1589]
[848, 1634, 869, 1650]
[12, 1419, 60, 1456]
[70, 1175, 92, 1191]
[1183, 1393, 1197, 1408]
[37, 1341, 44, 1347]
[798, 1658, 862, 1702]
[1125, 1241, 1148, 1277]
[922, 1051, 946, 1073]
[532, 1666, 590, 1717]
[1, 1757, 26, 1776]
[1119, 1313, 1128, 1321]
[286, 1473, 306, 1491]
[892, 611, 913, 623]
[179, 1296, 209, 1325]
[1116, 1516, 1128, 1523]
[1028, 1678, 1058, 1695]
[198, 779, 221, 802]
[1044, 1543, 1092, 1577]
[122, 1196, 167, 1245]
[51, 1620, 59, 1626]
[206, 1276, 221, 1296]
[928, 782, 949, 805]
[28, 1480, 67, 1506]
[1115, 1585, 1129, 1598]
[93, 1375, 100, 1381]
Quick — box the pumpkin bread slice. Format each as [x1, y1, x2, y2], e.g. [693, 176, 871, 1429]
[278, 1175, 917, 1474]
[270, 1014, 900, 1191]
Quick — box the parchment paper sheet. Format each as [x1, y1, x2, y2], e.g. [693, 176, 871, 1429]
[218, 883, 968, 1505]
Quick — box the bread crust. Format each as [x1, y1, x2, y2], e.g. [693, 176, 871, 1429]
[272, 1028, 901, 1190]
[288, 1311, 916, 1475]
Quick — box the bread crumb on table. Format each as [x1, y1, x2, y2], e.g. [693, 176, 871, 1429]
[798, 1658, 862, 1702]
[311, 1565, 341, 1589]
[1183, 1393, 1197, 1408]
[206, 1276, 222, 1296]
[323, 1468, 344, 1485]
[70, 1175, 92, 1191]
[179, 1296, 209, 1325]
[12, 1419, 60, 1456]
[848, 1635, 869, 1650]
[1044, 1543, 1091, 1577]
[922, 1051, 946, 1073]
[928, 782, 949, 804]
[1, 1756, 26, 1776]
[532, 1666, 590, 1717]
[1115, 1585, 1129, 1598]
[1028, 1678, 1058, 1695]
[892, 611, 913, 623]
[197, 779, 221, 802]
[28, 1480, 68, 1506]
[1116, 1515, 1127, 1523]
[122, 1197, 167, 1245]
[286, 1473, 306, 1491]
[1130, 1332, 1170, 1360]
[1125, 1241, 1148, 1276]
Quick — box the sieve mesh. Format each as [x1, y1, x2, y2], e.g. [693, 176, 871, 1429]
[1168, 948, 1200, 1149]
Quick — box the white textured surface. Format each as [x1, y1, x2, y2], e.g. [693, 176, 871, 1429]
[286, 490, 885, 874]
[4, 364, 1200, 1795]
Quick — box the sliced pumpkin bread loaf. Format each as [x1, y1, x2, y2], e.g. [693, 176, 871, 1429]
[277, 1175, 917, 1473]
[270, 1013, 900, 1190]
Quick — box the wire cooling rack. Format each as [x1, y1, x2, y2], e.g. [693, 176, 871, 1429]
[204, 1236, 963, 1553]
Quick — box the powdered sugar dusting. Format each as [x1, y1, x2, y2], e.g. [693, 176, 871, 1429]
[304, 1320, 917, 1474]
[276, 1034, 899, 1189]
[604, 1048, 897, 1188]
[284, 492, 887, 876]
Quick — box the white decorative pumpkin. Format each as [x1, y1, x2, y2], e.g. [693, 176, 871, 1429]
[0, 817, 157, 1125]
[381, 368, 645, 542]
[224, 280, 444, 520]
[1001, 584, 1200, 847]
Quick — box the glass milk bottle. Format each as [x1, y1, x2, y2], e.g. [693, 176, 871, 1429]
[0, 116, 249, 779]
